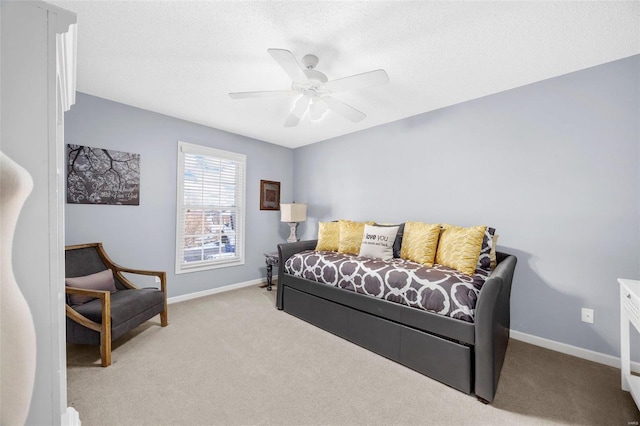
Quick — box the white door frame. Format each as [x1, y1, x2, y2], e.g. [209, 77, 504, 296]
[46, 3, 77, 424]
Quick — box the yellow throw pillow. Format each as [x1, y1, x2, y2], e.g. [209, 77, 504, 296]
[436, 224, 487, 275]
[315, 221, 340, 251]
[338, 220, 374, 255]
[399, 222, 441, 266]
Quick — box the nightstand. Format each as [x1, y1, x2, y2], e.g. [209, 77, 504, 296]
[619, 278, 640, 410]
[264, 252, 279, 291]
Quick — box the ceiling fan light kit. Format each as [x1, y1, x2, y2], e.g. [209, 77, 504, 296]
[309, 98, 329, 121]
[229, 48, 389, 127]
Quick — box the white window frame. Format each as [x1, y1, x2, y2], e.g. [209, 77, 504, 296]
[175, 141, 246, 274]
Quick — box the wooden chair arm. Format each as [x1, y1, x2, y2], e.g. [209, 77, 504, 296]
[113, 267, 163, 277]
[85, 243, 166, 293]
[65, 305, 101, 332]
[64, 288, 111, 334]
[112, 269, 167, 293]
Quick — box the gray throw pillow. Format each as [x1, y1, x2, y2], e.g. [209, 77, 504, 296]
[66, 269, 117, 306]
[375, 222, 405, 258]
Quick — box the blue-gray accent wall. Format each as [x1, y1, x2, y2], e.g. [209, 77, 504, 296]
[65, 93, 294, 297]
[293, 55, 640, 360]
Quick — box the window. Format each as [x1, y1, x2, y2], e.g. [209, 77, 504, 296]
[175, 141, 246, 274]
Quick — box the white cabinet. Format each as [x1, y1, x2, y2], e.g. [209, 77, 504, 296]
[619, 278, 640, 410]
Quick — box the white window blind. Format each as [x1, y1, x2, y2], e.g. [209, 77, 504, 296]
[175, 141, 246, 274]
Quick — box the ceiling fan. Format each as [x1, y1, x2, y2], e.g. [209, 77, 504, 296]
[229, 49, 389, 127]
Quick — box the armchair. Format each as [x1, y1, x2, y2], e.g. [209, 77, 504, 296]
[65, 243, 167, 366]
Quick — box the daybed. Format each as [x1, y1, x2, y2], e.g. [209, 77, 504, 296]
[276, 223, 517, 403]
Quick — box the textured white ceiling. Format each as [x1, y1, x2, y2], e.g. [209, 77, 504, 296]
[53, 1, 640, 148]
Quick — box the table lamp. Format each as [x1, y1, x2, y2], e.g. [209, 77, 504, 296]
[280, 203, 307, 243]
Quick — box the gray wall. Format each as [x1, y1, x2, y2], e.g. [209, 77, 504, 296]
[293, 55, 640, 360]
[65, 93, 294, 297]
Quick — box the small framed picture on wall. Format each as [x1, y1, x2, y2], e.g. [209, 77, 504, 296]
[260, 180, 280, 210]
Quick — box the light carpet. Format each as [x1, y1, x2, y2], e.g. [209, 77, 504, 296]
[67, 284, 640, 425]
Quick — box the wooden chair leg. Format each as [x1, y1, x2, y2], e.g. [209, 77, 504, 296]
[160, 273, 168, 327]
[100, 330, 111, 367]
[100, 294, 112, 367]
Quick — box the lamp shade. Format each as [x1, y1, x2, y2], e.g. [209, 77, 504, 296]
[280, 203, 307, 222]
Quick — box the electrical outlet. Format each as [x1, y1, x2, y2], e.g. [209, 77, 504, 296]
[581, 308, 594, 324]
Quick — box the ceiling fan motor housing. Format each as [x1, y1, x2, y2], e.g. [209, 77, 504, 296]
[301, 54, 327, 83]
[302, 54, 319, 69]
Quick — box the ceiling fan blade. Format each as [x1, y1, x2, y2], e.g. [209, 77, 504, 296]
[267, 48, 309, 84]
[284, 95, 310, 127]
[325, 69, 389, 93]
[322, 96, 366, 123]
[229, 90, 292, 99]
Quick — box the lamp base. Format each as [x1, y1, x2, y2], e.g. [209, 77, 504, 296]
[286, 222, 299, 243]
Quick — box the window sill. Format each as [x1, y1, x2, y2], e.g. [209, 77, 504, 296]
[175, 258, 245, 275]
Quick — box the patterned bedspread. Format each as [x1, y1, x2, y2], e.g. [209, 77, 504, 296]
[284, 250, 489, 322]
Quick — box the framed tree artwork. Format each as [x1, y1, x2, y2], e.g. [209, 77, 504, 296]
[260, 180, 280, 210]
[66, 144, 140, 205]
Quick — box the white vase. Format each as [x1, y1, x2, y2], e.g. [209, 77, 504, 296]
[0, 151, 37, 425]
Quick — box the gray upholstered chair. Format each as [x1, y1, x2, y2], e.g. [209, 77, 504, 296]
[65, 243, 168, 366]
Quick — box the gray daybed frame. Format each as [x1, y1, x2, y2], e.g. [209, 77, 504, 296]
[276, 240, 517, 403]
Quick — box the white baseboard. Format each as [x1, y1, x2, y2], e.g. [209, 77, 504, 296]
[167, 275, 277, 305]
[61, 407, 81, 426]
[510, 330, 640, 374]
